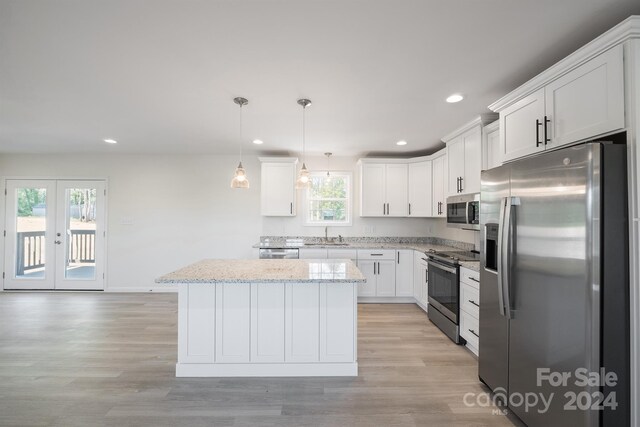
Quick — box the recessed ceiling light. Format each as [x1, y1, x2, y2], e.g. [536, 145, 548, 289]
[253, 139, 263, 145]
[396, 140, 407, 146]
[446, 94, 464, 103]
[103, 138, 117, 144]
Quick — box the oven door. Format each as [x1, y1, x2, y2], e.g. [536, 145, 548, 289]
[427, 259, 459, 323]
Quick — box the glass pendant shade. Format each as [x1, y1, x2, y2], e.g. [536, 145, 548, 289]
[295, 163, 311, 189]
[230, 161, 250, 188]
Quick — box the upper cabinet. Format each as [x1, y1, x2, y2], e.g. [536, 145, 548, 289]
[407, 160, 432, 217]
[442, 114, 497, 196]
[431, 151, 447, 217]
[360, 162, 408, 217]
[260, 157, 297, 216]
[482, 120, 501, 170]
[493, 45, 624, 163]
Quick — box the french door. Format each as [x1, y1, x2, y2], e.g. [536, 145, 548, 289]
[4, 179, 106, 290]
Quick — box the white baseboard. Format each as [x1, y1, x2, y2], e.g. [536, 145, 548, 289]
[358, 296, 416, 303]
[106, 286, 178, 293]
[176, 362, 358, 377]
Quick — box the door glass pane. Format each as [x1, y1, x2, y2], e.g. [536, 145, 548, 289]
[65, 188, 97, 280]
[15, 188, 47, 279]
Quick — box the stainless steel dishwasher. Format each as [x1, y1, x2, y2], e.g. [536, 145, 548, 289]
[258, 248, 299, 259]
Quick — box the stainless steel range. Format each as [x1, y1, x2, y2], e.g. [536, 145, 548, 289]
[425, 249, 479, 344]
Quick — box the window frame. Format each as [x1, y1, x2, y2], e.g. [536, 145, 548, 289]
[303, 171, 353, 227]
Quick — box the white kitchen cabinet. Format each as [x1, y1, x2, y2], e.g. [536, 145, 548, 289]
[251, 283, 285, 363]
[395, 250, 414, 297]
[260, 158, 297, 216]
[459, 267, 480, 356]
[483, 120, 501, 170]
[544, 45, 624, 150]
[320, 283, 356, 362]
[498, 46, 624, 163]
[357, 260, 377, 297]
[412, 251, 428, 311]
[285, 283, 320, 363]
[446, 126, 482, 195]
[357, 250, 396, 297]
[215, 284, 251, 363]
[431, 152, 447, 217]
[178, 284, 215, 363]
[359, 162, 408, 217]
[408, 160, 432, 217]
[298, 248, 328, 259]
[499, 89, 546, 162]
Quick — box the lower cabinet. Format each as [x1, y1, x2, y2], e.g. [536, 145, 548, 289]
[395, 250, 414, 297]
[357, 250, 396, 297]
[298, 248, 328, 259]
[459, 267, 480, 356]
[183, 282, 356, 366]
[413, 251, 428, 311]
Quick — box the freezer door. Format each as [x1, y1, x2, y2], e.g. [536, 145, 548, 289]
[478, 165, 511, 395]
[507, 144, 600, 426]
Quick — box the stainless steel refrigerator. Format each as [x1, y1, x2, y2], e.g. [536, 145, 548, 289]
[479, 142, 629, 426]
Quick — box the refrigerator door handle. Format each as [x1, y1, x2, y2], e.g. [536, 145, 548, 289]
[497, 197, 507, 316]
[502, 196, 520, 319]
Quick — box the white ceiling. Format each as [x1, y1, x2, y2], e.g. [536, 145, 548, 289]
[1, 1, 639, 157]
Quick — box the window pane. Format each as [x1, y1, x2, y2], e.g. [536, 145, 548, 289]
[309, 175, 347, 199]
[308, 200, 347, 222]
[65, 188, 97, 280]
[306, 173, 350, 224]
[15, 188, 47, 279]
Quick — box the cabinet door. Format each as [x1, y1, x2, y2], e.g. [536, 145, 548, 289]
[485, 127, 501, 170]
[327, 249, 357, 261]
[408, 161, 432, 217]
[375, 260, 396, 296]
[250, 283, 285, 363]
[360, 163, 386, 216]
[462, 128, 482, 194]
[261, 162, 296, 216]
[385, 164, 408, 216]
[545, 45, 624, 149]
[357, 260, 377, 296]
[178, 285, 215, 363]
[395, 250, 414, 297]
[500, 88, 545, 162]
[447, 137, 465, 196]
[432, 155, 446, 217]
[413, 252, 424, 302]
[320, 283, 355, 362]
[285, 283, 320, 362]
[215, 284, 251, 363]
[298, 248, 328, 259]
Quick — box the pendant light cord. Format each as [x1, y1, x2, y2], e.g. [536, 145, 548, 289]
[302, 104, 306, 164]
[239, 103, 243, 163]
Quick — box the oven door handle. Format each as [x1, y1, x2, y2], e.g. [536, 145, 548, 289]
[426, 259, 457, 274]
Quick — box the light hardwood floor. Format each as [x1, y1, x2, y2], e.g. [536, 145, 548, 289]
[0, 292, 519, 426]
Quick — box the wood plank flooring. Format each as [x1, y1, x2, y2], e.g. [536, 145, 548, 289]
[0, 292, 519, 426]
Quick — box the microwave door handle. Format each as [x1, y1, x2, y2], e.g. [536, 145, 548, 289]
[497, 197, 507, 316]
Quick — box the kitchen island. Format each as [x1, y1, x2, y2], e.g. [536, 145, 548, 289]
[156, 259, 364, 377]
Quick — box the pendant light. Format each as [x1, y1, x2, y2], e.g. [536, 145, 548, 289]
[324, 152, 332, 180]
[231, 97, 250, 189]
[295, 98, 312, 190]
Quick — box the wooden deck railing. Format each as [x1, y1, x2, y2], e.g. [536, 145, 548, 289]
[16, 230, 96, 275]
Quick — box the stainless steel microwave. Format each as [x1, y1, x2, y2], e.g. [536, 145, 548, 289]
[446, 193, 480, 230]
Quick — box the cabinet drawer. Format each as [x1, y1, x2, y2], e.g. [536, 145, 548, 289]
[357, 249, 395, 260]
[460, 311, 479, 351]
[460, 283, 480, 319]
[460, 267, 480, 288]
[327, 249, 358, 260]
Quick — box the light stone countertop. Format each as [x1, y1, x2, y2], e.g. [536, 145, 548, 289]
[156, 259, 366, 284]
[459, 261, 480, 272]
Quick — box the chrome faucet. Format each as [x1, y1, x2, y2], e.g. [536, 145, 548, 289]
[324, 226, 329, 242]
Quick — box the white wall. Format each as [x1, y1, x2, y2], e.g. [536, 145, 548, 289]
[0, 153, 476, 291]
[0, 153, 262, 291]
